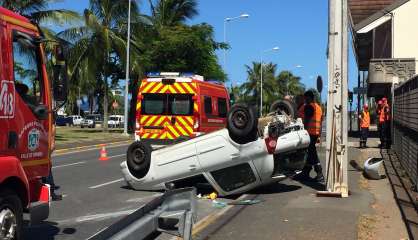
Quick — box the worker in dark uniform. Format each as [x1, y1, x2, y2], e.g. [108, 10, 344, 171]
[296, 90, 324, 182]
[359, 104, 370, 148]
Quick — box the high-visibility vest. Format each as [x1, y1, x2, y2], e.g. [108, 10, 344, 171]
[301, 103, 322, 136]
[379, 104, 390, 123]
[360, 110, 370, 128]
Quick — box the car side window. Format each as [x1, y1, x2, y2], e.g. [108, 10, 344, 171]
[13, 32, 43, 111]
[218, 98, 227, 118]
[204, 96, 212, 115]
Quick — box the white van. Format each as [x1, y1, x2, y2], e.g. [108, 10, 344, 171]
[108, 115, 124, 128]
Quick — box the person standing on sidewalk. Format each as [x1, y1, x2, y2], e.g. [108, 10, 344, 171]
[380, 97, 391, 149]
[359, 104, 370, 148]
[376, 100, 383, 143]
[296, 90, 324, 182]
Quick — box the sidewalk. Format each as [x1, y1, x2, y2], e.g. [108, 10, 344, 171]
[203, 138, 408, 240]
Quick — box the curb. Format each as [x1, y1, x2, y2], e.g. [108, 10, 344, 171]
[172, 194, 257, 240]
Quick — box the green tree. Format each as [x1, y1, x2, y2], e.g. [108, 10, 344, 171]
[148, 0, 198, 27]
[276, 70, 305, 98]
[60, 0, 138, 131]
[240, 62, 277, 114]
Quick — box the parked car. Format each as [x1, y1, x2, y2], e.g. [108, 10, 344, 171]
[68, 115, 84, 126]
[121, 101, 310, 196]
[55, 115, 72, 126]
[81, 114, 103, 128]
[108, 115, 124, 128]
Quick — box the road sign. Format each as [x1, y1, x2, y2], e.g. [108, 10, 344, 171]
[76, 99, 82, 106]
[112, 101, 119, 109]
[316, 75, 323, 93]
[353, 87, 367, 94]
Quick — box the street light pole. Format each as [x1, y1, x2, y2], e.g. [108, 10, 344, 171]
[260, 55, 263, 116]
[260, 46, 279, 116]
[123, 0, 132, 135]
[78, 87, 81, 116]
[223, 13, 249, 85]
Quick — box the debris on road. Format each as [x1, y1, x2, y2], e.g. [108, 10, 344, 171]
[227, 199, 263, 205]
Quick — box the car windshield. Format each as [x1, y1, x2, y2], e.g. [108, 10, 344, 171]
[142, 93, 193, 116]
[109, 117, 119, 121]
[86, 116, 95, 120]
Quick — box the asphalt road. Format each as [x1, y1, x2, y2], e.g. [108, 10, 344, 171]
[22, 143, 229, 240]
[23, 143, 161, 240]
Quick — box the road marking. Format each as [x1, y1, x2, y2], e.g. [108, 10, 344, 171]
[89, 178, 124, 189]
[53, 143, 130, 157]
[54, 140, 131, 153]
[52, 161, 86, 169]
[108, 153, 126, 159]
[56, 209, 137, 225]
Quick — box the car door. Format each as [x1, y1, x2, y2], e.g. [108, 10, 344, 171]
[153, 141, 201, 181]
[9, 28, 51, 177]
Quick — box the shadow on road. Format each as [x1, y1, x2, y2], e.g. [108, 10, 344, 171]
[23, 221, 77, 240]
[249, 182, 302, 195]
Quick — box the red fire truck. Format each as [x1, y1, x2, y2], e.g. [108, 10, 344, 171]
[135, 73, 230, 143]
[0, 7, 67, 239]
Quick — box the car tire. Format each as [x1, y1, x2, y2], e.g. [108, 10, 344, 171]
[227, 103, 258, 144]
[269, 99, 297, 119]
[127, 141, 152, 179]
[0, 189, 23, 240]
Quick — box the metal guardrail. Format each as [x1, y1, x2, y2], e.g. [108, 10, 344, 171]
[87, 188, 197, 240]
[393, 75, 418, 186]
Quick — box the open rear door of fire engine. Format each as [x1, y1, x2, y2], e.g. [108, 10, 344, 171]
[87, 188, 196, 240]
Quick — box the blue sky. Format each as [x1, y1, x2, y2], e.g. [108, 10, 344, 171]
[51, 0, 359, 101]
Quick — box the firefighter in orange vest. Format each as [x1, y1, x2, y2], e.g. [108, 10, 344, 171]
[376, 100, 383, 143]
[296, 90, 324, 182]
[359, 104, 370, 148]
[380, 97, 391, 149]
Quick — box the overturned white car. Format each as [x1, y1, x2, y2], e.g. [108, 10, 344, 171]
[121, 102, 310, 196]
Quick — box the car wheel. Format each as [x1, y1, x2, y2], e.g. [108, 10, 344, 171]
[0, 189, 23, 240]
[227, 103, 258, 144]
[127, 141, 152, 179]
[269, 99, 297, 119]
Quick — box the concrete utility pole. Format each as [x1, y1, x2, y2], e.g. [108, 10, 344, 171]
[322, 0, 349, 197]
[123, 0, 132, 136]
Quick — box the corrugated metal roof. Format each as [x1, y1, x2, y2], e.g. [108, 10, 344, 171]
[349, 0, 396, 25]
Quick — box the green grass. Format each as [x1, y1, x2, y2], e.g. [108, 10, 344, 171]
[55, 126, 131, 144]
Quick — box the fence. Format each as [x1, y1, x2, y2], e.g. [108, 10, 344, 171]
[393, 75, 418, 186]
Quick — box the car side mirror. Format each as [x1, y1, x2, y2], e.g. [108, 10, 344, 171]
[53, 45, 68, 102]
[34, 105, 48, 120]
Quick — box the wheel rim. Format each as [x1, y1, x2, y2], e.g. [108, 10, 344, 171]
[232, 110, 248, 129]
[0, 208, 17, 240]
[132, 148, 145, 165]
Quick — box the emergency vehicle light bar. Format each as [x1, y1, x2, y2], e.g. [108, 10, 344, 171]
[146, 72, 204, 81]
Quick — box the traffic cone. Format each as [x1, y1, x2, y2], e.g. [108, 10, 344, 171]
[99, 144, 109, 161]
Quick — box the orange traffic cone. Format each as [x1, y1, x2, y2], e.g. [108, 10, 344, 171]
[99, 144, 109, 161]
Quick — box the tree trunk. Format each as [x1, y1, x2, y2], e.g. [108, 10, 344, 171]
[103, 76, 109, 132]
[128, 77, 139, 133]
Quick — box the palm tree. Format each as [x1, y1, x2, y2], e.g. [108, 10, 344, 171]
[148, 0, 198, 27]
[276, 71, 305, 97]
[0, 0, 79, 24]
[60, 0, 139, 131]
[241, 62, 277, 113]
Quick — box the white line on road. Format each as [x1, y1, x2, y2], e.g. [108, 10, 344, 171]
[89, 178, 124, 189]
[52, 161, 86, 169]
[108, 153, 126, 159]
